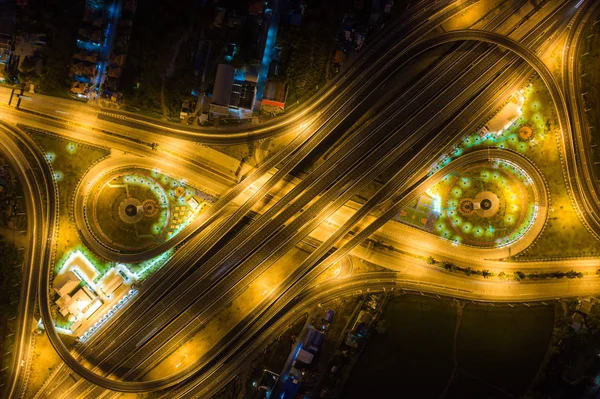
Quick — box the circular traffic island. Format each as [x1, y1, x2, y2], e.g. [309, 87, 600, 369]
[429, 159, 537, 247]
[83, 168, 205, 254]
[119, 198, 143, 223]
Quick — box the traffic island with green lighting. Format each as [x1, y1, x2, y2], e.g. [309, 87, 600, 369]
[396, 156, 542, 248]
[82, 167, 214, 254]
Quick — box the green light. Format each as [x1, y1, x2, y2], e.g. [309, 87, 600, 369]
[66, 142, 76, 154]
[462, 222, 472, 234]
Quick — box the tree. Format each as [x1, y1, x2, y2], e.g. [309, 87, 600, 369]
[441, 261, 455, 272]
[426, 256, 436, 265]
[566, 270, 583, 279]
[514, 271, 525, 281]
[482, 269, 493, 279]
[465, 267, 473, 276]
[498, 271, 507, 280]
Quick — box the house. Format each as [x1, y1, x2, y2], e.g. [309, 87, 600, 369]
[304, 327, 325, 354]
[296, 348, 314, 365]
[345, 332, 360, 348]
[323, 310, 335, 323]
[571, 312, 585, 332]
[578, 299, 594, 315]
[261, 81, 287, 113]
[334, 49, 346, 66]
[180, 100, 197, 120]
[352, 310, 373, 332]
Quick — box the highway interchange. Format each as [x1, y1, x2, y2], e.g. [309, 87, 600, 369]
[2, 0, 600, 398]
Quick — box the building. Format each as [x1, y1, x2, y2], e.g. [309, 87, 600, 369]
[56, 285, 102, 320]
[54, 270, 81, 297]
[261, 81, 287, 113]
[61, 251, 99, 284]
[304, 327, 325, 354]
[210, 64, 257, 118]
[53, 251, 103, 323]
[296, 348, 314, 365]
[210, 63, 235, 116]
[99, 268, 125, 297]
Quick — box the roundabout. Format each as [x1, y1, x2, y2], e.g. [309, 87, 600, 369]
[81, 167, 210, 255]
[433, 159, 537, 247]
[397, 153, 545, 251]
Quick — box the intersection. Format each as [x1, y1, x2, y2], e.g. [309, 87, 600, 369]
[2, 1, 600, 398]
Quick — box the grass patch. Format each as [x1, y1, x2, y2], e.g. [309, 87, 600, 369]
[343, 295, 456, 398]
[22, 330, 63, 399]
[456, 303, 554, 395]
[343, 295, 554, 398]
[422, 76, 599, 259]
[25, 128, 112, 273]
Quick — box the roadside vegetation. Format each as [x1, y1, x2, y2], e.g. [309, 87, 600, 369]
[426, 256, 584, 282]
[275, 0, 345, 112]
[120, 0, 214, 119]
[15, 0, 84, 97]
[0, 159, 26, 393]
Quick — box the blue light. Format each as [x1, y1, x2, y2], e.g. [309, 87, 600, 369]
[76, 40, 101, 52]
[254, 10, 280, 110]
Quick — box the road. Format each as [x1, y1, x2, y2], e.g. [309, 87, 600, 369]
[0, 123, 57, 399]
[563, 0, 600, 240]
[2, 0, 600, 398]
[36, 1, 584, 395]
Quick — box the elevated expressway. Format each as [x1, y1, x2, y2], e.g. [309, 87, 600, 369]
[66, 0, 492, 264]
[6, 0, 600, 398]
[71, 0, 568, 265]
[35, 6, 596, 399]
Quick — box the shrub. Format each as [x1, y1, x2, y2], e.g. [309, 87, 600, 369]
[566, 270, 583, 279]
[441, 261, 455, 272]
[514, 271, 526, 281]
